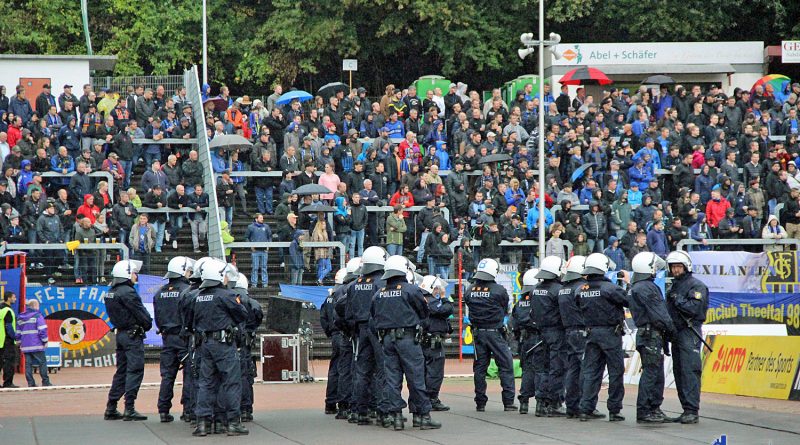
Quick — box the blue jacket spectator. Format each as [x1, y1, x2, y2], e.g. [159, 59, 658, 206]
[602, 236, 625, 270]
[646, 222, 669, 258]
[211, 149, 228, 173]
[694, 168, 715, 204]
[526, 198, 553, 235]
[384, 120, 405, 139]
[627, 186, 643, 206]
[579, 185, 595, 205]
[8, 93, 33, 124]
[245, 218, 273, 242]
[628, 159, 652, 190]
[58, 117, 81, 153]
[688, 212, 713, 252]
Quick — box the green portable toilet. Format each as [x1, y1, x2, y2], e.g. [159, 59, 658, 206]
[414, 75, 452, 99]
[504, 75, 541, 106]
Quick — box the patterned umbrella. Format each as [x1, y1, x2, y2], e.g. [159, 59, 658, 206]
[559, 67, 613, 86]
[751, 74, 791, 99]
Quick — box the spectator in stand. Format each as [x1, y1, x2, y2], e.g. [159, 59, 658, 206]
[311, 219, 332, 285]
[73, 216, 97, 284]
[245, 213, 272, 288]
[141, 159, 169, 193]
[142, 184, 167, 252]
[646, 219, 669, 258]
[705, 186, 731, 237]
[603, 236, 626, 270]
[4, 214, 26, 245]
[36, 200, 65, 278]
[15, 299, 51, 387]
[76, 194, 100, 224]
[102, 151, 125, 189]
[762, 215, 787, 253]
[111, 190, 137, 246]
[162, 154, 182, 190]
[317, 162, 340, 203]
[217, 170, 235, 226]
[129, 213, 156, 274]
[348, 192, 367, 258]
[187, 184, 209, 253]
[385, 203, 406, 256]
[252, 149, 277, 215]
[166, 184, 189, 250]
[181, 150, 204, 189]
[544, 222, 566, 261]
[288, 225, 305, 285]
[783, 188, 800, 239]
[333, 196, 352, 253]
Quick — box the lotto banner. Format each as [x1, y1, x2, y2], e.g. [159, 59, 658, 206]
[689, 250, 800, 335]
[27, 276, 165, 367]
[701, 335, 800, 400]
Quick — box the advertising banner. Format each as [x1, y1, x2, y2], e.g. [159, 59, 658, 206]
[701, 335, 800, 400]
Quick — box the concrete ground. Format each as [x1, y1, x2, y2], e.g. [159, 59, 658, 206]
[0, 361, 798, 444]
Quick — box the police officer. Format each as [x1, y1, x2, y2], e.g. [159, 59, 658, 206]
[231, 273, 263, 423]
[531, 256, 566, 417]
[577, 253, 628, 422]
[331, 258, 362, 421]
[372, 256, 441, 430]
[557, 255, 587, 418]
[154, 256, 195, 423]
[629, 252, 677, 424]
[178, 256, 212, 425]
[321, 268, 349, 415]
[465, 258, 517, 412]
[418, 276, 453, 413]
[104, 259, 152, 421]
[665, 250, 709, 425]
[190, 259, 249, 437]
[512, 268, 540, 415]
[341, 246, 389, 426]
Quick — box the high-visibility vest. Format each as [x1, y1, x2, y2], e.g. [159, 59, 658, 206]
[0, 306, 16, 346]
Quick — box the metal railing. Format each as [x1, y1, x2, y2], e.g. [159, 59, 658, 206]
[3, 242, 128, 258]
[91, 75, 185, 97]
[676, 238, 800, 251]
[775, 203, 785, 222]
[41, 171, 116, 200]
[225, 241, 346, 269]
[132, 138, 198, 145]
[135, 206, 209, 214]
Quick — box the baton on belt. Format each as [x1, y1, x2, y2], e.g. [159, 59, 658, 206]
[685, 318, 713, 352]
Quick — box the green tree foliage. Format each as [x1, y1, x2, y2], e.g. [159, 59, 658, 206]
[0, 0, 799, 92]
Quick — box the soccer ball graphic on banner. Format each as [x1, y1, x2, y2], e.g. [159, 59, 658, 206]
[59, 317, 87, 345]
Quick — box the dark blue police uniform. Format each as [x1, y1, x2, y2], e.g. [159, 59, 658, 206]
[667, 271, 708, 418]
[629, 278, 676, 421]
[530, 278, 565, 415]
[421, 291, 453, 406]
[154, 276, 192, 418]
[465, 280, 516, 409]
[372, 277, 429, 417]
[577, 275, 628, 418]
[178, 281, 201, 421]
[557, 277, 587, 417]
[342, 271, 387, 420]
[105, 280, 153, 413]
[232, 287, 263, 419]
[321, 283, 351, 414]
[511, 288, 540, 410]
[192, 283, 248, 426]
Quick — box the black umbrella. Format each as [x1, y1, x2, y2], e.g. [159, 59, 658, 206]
[477, 153, 513, 165]
[294, 183, 334, 196]
[318, 82, 349, 99]
[208, 134, 253, 151]
[299, 203, 335, 213]
[641, 75, 675, 85]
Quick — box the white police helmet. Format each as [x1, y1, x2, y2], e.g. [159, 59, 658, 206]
[111, 259, 142, 284]
[223, 263, 240, 284]
[334, 268, 347, 285]
[535, 256, 564, 280]
[666, 250, 692, 272]
[419, 275, 438, 294]
[164, 256, 195, 279]
[361, 246, 387, 274]
[521, 268, 540, 293]
[200, 258, 228, 283]
[562, 255, 586, 282]
[632, 252, 667, 283]
[344, 257, 362, 280]
[583, 253, 615, 276]
[234, 274, 249, 290]
[474, 258, 499, 281]
[191, 256, 215, 280]
[382, 255, 409, 280]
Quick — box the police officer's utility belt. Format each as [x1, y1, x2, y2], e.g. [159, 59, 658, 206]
[473, 327, 502, 332]
[639, 324, 663, 335]
[160, 326, 182, 336]
[201, 329, 235, 344]
[378, 326, 421, 344]
[423, 333, 444, 348]
[114, 326, 145, 339]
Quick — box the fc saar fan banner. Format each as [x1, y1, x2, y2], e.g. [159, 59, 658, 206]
[689, 251, 800, 335]
[27, 276, 166, 367]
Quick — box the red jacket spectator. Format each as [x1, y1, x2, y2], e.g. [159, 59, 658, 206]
[705, 195, 730, 228]
[7, 123, 21, 148]
[76, 194, 100, 223]
[389, 187, 414, 218]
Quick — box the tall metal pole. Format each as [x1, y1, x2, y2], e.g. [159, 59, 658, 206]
[202, 0, 208, 86]
[537, 0, 546, 262]
[81, 0, 93, 55]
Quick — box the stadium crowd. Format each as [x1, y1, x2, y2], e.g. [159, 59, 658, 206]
[1, 79, 799, 284]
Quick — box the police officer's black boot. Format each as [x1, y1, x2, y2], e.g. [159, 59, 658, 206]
[412, 413, 421, 427]
[431, 398, 450, 411]
[347, 411, 359, 423]
[548, 402, 567, 417]
[419, 413, 442, 430]
[213, 419, 228, 434]
[335, 402, 349, 419]
[679, 413, 699, 424]
[608, 412, 625, 422]
[160, 412, 174, 422]
[180, 411, 193, 422]
[652, 408, 679, 423]
[104, 402, 123, 420]
[534, 399, 547, 417]
[122, 407, 147, 421]
[241, 410, 253, 422]
[192, 419, 211, 437]
[579, 410, 607, 421]
[519, 400, 529, 414]
[357, 413, 372, 425]
[393, 412, 404, 431]
[227, 420, 249, 436]
[325, 403, 337, 414]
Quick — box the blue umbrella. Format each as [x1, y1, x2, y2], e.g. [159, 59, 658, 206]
[570, 162, 596, 183]
[276, 90, 313, 105]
